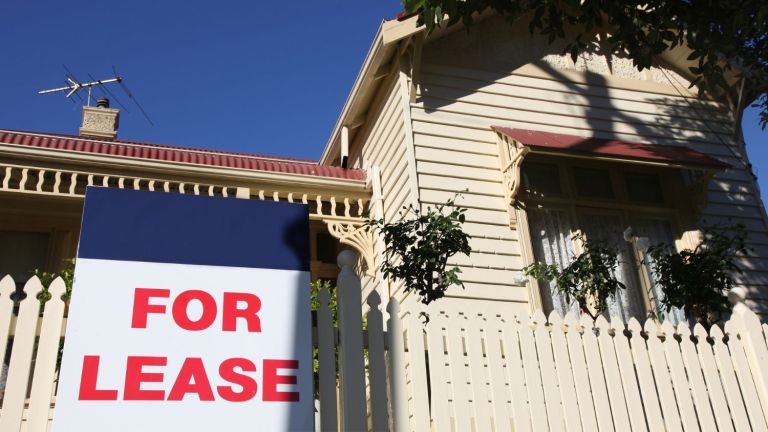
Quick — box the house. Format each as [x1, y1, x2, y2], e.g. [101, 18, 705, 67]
[2, 11, 768, 431]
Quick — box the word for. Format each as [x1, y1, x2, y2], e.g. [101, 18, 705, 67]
[132, 288, 262, 332]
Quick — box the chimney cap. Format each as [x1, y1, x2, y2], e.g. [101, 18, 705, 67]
[96, 97, 110, 108]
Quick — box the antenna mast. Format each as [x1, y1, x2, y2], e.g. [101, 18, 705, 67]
[38, 76, 122, 102]
[38, 66, 154, 126]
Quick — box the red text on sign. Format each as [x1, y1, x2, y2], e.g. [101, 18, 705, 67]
[131, 288, 261, 332]
[78, 355, 299, 402]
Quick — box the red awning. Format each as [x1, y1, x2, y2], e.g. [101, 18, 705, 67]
[492, 126, 729, 170]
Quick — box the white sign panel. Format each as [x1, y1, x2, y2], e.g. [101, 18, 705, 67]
[54, 188, 313, 431]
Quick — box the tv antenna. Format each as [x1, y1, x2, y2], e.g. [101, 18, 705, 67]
[38, 65, 155, 125]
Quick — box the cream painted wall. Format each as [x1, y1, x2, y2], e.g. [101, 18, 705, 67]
[372, 14, 768, 317]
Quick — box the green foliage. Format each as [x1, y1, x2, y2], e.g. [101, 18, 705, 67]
[523, 233, 625, 320]
[368, 195, 471, 305]
[310, 279, 337, 380]
[34, 258, 75, 304]
[403, 0, 768, 127]
[646, 224, 749, 327]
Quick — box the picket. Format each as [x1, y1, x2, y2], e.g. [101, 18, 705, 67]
[580, 314, 614, 431]
[484, 317, 512, 432]
[405, 309, 430, 432]
[426, 313, 451, 432]
[520, 314, 550, 431]
[533, 311, 564, 431]
[645, 319, 684, 432]
[465, 315, 492, 431]
[386, 300, 410, 432]
[500, 314, 531, 432]
[730, 288, 768, 422]
[547, 312, 581, 432]
[564, 313, 598, 432]
[676, 323, 718, 431]
[692, 323, 735, 432]
[336, 251, 367, 431]
[445, 313, 472, 431]
[595, 316, 631, 432]
[661, 320, 700, 432]
[611, 318, 648, 432]
[365, 291, 388, 432]
[627, 318, 666, 431]
[316, 284, 338, 432]
[0, 277, 44, 432]
[26, 278, 66, 432]
[724, 320, 768, 432]
[710, 324, 753, 431]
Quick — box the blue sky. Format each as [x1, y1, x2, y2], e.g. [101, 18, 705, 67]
[1, 1, 765, 200]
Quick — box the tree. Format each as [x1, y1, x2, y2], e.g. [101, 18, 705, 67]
[646, 224, 749, 327]
[402, 0, 768, 127]
[523, 233, 625, 320]
[367, 196, 471, 305]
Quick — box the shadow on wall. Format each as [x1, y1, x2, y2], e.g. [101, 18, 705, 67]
[415, 23, 767, 282]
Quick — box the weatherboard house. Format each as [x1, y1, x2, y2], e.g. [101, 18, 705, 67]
[2, 12, 768, 432]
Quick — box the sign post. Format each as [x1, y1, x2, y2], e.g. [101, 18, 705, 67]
[54, 187, 313, 431]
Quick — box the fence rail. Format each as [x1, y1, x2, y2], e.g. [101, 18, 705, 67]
[1, 262, 768, 431]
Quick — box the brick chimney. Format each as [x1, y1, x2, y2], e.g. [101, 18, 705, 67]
[80, 97, 119, 138]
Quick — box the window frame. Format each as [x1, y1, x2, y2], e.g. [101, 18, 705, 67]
[518, 155, 686, 318]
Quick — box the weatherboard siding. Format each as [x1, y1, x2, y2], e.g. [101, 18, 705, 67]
[350, 73, 417, 301]
[407, 30, 768, 315]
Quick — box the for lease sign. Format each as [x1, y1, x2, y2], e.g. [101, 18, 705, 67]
[54, 188, 313, 431]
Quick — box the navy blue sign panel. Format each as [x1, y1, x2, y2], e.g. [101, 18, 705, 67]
[77, 187, 309, 271]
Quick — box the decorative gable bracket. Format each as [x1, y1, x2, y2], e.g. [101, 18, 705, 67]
[495, 132, 530, 228]
[324, 216, 375, 277]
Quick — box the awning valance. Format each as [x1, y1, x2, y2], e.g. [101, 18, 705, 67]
[492, 126, 730, 170]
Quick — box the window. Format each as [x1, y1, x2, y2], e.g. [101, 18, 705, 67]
[520, 157, 683, 322]
[521, 162, 562, 195]
[625, 172, 664, 204]
[574, 167, 614, 199]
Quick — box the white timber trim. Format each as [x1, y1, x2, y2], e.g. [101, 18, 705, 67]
[369, 166, 391, 299]
[515, 206, 543, 314]
[398, 56, 422, 208]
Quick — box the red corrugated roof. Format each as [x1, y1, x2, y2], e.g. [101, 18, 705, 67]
[493, 127, 729, 169]
[0, 129, 366, 181]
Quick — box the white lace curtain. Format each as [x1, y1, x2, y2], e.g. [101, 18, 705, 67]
[633, 218, 686, 324]
[528, 208, 579, 317]
[527, 208, 647, 322]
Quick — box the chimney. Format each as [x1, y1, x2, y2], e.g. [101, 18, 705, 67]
[80, 97, 120, 138]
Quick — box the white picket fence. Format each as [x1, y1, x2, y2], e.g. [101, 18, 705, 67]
[1, 253, 768, 431]
[392, 290, 768, 432]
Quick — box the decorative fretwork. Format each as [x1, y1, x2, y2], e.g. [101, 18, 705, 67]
[495, 132, 530, 228]
[324, 218, 375, 276]
[1, 161, 376, 274]
[0, 162, 238, 198]
[0, 161, 370, 219]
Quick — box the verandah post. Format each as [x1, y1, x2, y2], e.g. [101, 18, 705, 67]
[335, 250, 367, 431]
[729, 287, 768, 418]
